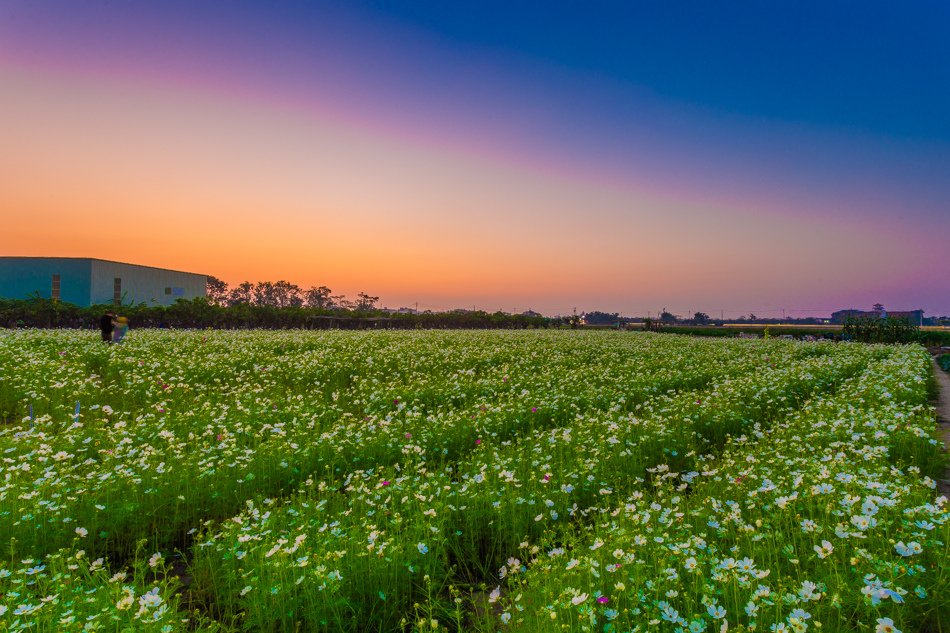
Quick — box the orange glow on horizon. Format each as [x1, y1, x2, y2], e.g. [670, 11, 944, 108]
[0, 63, 938, 315]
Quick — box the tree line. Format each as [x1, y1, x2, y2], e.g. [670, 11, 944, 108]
[0, 296, 549, 331]
[206, 276, 381, 311]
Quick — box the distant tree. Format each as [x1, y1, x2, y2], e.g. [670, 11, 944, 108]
[693, 312, 710, 325]
[304, 286, 333, 309]
[872, 303, 885, 313]
[272, 280, 303, 308]
[206, 275, 229, 305]
[583, 311, 619, 325]
[659, 310, 677, 324]
[253, 281, 277, 306]
[355, 292, 380, 311]
[228, 281, 254, 306]
[288, 290, 304, 308]
[748, 313, 758, 321]
[331, 294, 354, 310]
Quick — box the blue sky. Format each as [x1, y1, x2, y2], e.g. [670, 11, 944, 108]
[1, 1, 947, 315]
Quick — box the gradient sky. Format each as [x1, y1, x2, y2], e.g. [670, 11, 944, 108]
[2, 1, 948, 317]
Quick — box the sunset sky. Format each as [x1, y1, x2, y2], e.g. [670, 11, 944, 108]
[2, 1, 948, 317]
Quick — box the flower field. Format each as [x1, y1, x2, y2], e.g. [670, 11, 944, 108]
[0, 330, 945, 632]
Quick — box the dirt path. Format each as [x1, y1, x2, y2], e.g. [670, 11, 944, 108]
[932, 359, 950, 495]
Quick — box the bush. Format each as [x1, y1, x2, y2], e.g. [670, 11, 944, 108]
[0, 297, 550, 330]
[842, 315, 919, 344]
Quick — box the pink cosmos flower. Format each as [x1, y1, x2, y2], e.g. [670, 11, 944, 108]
[597, 596, 609, 604]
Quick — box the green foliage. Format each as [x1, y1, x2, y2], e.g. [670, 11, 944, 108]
[938, 353, 950, 372]
[921, 330, 950, 346]
[581, 311, 619, 325]
[0, 332, 944, 632]
[0, 297, 548, 330]
[842, 315, 920, 344]
[652, 325, 746, 337]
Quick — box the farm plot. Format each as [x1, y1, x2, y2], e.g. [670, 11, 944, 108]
[0, 330, 944, 632]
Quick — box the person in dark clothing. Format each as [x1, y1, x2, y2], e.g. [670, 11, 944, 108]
[100, 311, 116, 343]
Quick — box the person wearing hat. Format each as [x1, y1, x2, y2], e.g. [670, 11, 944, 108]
[113, 316, 129, 343]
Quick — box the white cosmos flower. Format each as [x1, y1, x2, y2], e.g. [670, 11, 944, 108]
[813, 540, 833, 559]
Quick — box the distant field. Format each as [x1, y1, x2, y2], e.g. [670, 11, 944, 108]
[719, 323, 950, 332]
[619, 323, 950, 346]
[628, 323, 950, 331]
[0, 330, 946, 632]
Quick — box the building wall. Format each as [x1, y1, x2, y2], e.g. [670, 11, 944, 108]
[0, 257, 92, 305]
[90, 260, 206, 306]
[0, 258, 206, 307]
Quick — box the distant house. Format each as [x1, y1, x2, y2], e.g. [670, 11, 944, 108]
[0, 257, 207, 307]
[830, 308, 924, 325]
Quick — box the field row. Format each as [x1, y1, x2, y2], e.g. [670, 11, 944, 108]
[0, 330, 788, 559]
[0, 331, 944, 632]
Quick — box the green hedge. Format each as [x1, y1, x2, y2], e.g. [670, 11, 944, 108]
[0, 297, 549, 330]
[641, 323, 950, 346]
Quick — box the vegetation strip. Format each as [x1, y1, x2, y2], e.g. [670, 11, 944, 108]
[0, 332, 944, 632]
